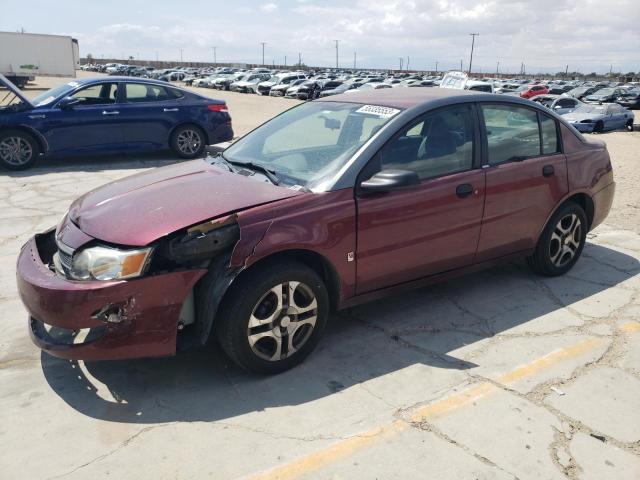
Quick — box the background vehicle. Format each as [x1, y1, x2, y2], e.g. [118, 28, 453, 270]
[616, 89, 640, 109]
[531, 94, 583, 115]
[17, 89, 614, 374]
[515, 84, 549, 98]
[0, 75, 233, 169]
[0, 31, 79, 87]
[563, 103, 634, 132]
[583, 87, 628, 104]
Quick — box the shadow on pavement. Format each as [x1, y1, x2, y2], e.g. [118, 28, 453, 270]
[2, 150, 183, 178]
[41, 242, 639, 424]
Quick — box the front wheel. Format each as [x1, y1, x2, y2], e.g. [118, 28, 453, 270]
[0, 130, 40, 170]
[216, 261, 329, 374]
[594, 121, 604, 133]
[527, 202, 587, 276]
[170, 125, 206, 159]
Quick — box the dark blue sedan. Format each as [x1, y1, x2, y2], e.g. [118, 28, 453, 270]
[0, 75, 233, 170]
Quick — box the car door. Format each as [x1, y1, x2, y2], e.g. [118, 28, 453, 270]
[607, 103, 628, 129]
[355, 104, 486, 294]
[42, 82, 124, 155]
[475, 103, 568, 262]
[117, 82, 182, 149]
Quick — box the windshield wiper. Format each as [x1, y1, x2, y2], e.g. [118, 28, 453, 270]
[225, 158, 281, 186]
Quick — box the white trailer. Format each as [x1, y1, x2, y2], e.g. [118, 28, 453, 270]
[0, 31, 79, 87]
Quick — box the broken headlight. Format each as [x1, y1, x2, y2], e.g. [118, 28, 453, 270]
[69, 245, 153, 281]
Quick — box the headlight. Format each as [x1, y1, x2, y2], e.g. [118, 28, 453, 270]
[70, 245, 152, 281]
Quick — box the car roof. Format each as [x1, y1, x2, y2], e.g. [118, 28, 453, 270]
[75, 76, 177, 88]
[316, 87, 535, 109]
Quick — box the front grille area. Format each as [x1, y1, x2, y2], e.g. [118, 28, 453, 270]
[58, 248, 73, 270]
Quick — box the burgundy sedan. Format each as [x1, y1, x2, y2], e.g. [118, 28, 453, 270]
[17, 89, 615, 374]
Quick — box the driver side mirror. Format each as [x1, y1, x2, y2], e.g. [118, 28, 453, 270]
[360, 169, 420, 194]
[58, 96, 81, 110]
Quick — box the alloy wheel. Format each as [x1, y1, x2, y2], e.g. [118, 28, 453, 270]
[549, 213, 582, 267]
[176, 129, 202, 155]
[247, 281, 318, 361]
[0, 136, 33, 166]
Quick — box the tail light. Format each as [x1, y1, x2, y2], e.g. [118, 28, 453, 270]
[208, 104, 229, 113]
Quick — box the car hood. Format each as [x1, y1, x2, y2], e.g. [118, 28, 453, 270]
[0, 74, 34, 108]
[67, 159, 303, 246]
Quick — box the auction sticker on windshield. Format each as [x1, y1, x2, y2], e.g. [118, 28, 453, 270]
[356, 105, 401, 118]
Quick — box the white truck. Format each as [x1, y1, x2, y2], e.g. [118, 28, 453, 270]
[0, 32, 79, 87]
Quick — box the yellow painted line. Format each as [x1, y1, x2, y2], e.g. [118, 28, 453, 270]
[246, 421, 407, 480]
[620, 321, 640, 333]
[244, 337, 604, 480]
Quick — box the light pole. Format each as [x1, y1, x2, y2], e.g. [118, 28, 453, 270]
[334, 40, 339, 69]
[260, 42, 266, 66]
[435, 61, 438, 74]
[180, 48, 183, 63]
[298, 52, 302, 67]
[213, 46, 217, 66]
[496, 61, 500, 76]
[354, 51, 356, 69]
[468, 33, 479, 74]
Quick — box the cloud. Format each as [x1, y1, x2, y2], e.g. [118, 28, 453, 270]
[259, 2, 278, 13]
[28, 0, 640, 73]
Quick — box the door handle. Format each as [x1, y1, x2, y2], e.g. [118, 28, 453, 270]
[456, 183, 474, 198]
[542, 165, 555, 177]
[163, 108, 179, 112]
[102, 110, 119, 115]
[28, 114, 46, 119]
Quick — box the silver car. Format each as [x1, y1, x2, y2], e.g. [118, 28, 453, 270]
[531, 94, 583, 115]
[563, 103, 634, 133]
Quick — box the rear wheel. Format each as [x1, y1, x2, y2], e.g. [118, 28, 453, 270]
[0, 130, 39, 170]
[216, 261, 329, 374]
[626, 119, 634, 132]
[170, 125, 206, 159]
[527, 202, 587, 276]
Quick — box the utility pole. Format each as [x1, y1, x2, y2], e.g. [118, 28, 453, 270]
[298, 52, 302, 66]
[565, 64, 568, 76]
[180, 48, 183, 63]
[284, 55, 287, 67]
[260, 42, 266, 66]
[435, 61, 438, 74]
[496, 61, 500, 76]
[354, 51, 356, 69]
[213, 46, 217, 66]
[334, 40, 339, 69]
[399, 57, 403, 71]
[468, 33, 479, 74]
[460, 59, 463, 71]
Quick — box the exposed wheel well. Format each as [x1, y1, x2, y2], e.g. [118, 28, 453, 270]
[238, 250, 341, 311]
[0, 127, 46, 153]
[563, 193, 594, 230]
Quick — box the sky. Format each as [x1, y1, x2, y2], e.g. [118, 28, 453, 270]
[2, 0, 639, 74]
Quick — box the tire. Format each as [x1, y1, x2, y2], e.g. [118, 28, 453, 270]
[626, 119, 634, 132]
[170, 124, 206, 159]
[527, 202, 588, 277]
[216, 261, 329, 374]
[0, 129, 40, 170]
[594, 121, 604, 133]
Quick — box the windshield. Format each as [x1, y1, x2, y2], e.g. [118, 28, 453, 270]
[31, 82, 79, 106]
[593, 88, 614, 96]
[573, 105, 605, 114]
[223, 101, 399, 189]
[515, 85, 529, 92]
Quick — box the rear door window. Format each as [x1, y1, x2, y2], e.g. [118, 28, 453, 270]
[481, 105, 540, 165]
[125, 83, 173, 103]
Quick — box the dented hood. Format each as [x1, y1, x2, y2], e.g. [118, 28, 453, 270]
[68, 159, 302, 246]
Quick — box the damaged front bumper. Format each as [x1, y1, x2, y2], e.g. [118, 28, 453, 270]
[17, 231, 207, 361]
